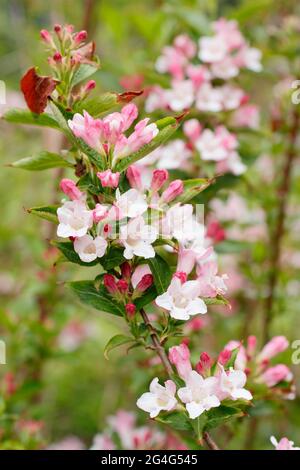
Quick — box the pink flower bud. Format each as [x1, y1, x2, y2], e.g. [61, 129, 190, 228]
[169, 343, 192, 380]
[117, 279, 128, 294]
[151, 169, 168, 191]
[74, 30, 87, 45]
[260, 364, 292, 388]
[103, 274, 117, 294]
[40, 29, 52, 44]
[60, 179, 83, 201]
[257, 336, 289, 363]
[97, 170, 120, 188]
[136, 274, 153, 293]
[53, 52, 62, 63]
[196, 352, 213, 374]
[218, 349, 232, 366]
[54, 24, 62, 34]
[126, 165, 142, 189]
[162, 179, 184, 203]
[84, 80, 96, 92]
[206, 219, 225, 243]
[121, 262, 131, 280]
[125, 303, 136, 318]
[65, 24, 74, 34]
[173, 271, 187, 284]
[93, 204, 107, 223]
[247, 335, 257, 357]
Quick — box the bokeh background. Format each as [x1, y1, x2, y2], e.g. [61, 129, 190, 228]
[0, 0, 300, 450]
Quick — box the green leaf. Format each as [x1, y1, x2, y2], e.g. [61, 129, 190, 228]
[53, 241, 99, 267]
[204, 295, 230, 307]
[225, 347, 240, 369]
[156, 411, 193, 432]
[148, 255, 171, 294]
[204, 405, 243, 431]
[104, 334, 134, 359]
[27, 205, 59, 223]
[135, 285, 158, 310]
[71, 64, 99, 87]
[10, 151, 73, 171]
[74, 92, 118, 117]
[76, 138, 105, 170]
[101, 246, 124, 271]
[70, 281, 125, 316]
[175, 178, 212, 203]
[2, 108, 59, 129]
[49, 101, 76, 142]
[113, 117, 178, 172]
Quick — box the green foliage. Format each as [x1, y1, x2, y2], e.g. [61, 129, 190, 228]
[10, 151, 73, 171]
[70, 280, 125, 316]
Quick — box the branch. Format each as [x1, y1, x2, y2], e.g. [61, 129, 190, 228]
[139, 308, 220, 451]
[262, 108, 299, 342]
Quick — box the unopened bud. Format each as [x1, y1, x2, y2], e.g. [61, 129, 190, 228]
[218, 349, 232, 366]
[151, 169, 168, 191]
[103, 274, 117, 294]
[74, 30, 87, 45]
[117, 279, 128, 294]
[121, 262, 131, 280]
[136, 274, 153, 293]
[125, 303, 136, 318]
[162, 179, 184, 203]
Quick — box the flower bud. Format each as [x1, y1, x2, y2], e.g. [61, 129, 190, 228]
[74, 30, 87, 45]
[136, 274, 153, 293]
[97, 170, 120, 188]
[257, 336, 289, 363]
[84, 80, 96, 92]
[151, 169, 168, 191]
[162, 179, 184, 203]
[218, 349, 232, 366]
[126, 165, 142, 189]
[117, 279, 128, 294]
[260, 364, 292, 388]
[169, 343, 192, 380]
[103, 274, 117, 294]
[40, 29, 52, 44]
[125, 303, 136, 318]
[121, 262, 131, 281]
[53, 52, 62, 63]
[60, 179, 83, 201]
[173, 271, 187, 284]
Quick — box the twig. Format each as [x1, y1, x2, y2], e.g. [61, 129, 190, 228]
[139, 308, 220, 450]
[262, 108, 299, 342]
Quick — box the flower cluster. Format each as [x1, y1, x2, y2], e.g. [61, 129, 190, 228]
[221, 335, 295, 399]
[90, 410, 186, 450]
[142, 19, 261, 175]
[137, 342, 252, 419]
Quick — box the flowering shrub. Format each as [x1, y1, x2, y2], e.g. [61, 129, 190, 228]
[2, 8, 298, 451]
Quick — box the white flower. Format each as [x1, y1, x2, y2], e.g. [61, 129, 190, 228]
[211, 57, 239, 79]
[165, 80, 194, 112]
[115, 188, 148, 218]
[73, 234, 107, 263]
[198, 36, 228, 63]
[156, 277, 207, 321]
[239, 47, 262, 72]
[270, 436, 300, 451]
[136, 377, 177, 418]
[120, 216, 157, 259]
[195, 83, 223, 112]
[162, 204, 203, 245]
[219, 85, 244, 110]
[157, 140, 192, 170]
[57, 200, 93, 238]
[219, 367, 252, 401]
[195, 129, 228, 161]
[178, 371, 220, 419]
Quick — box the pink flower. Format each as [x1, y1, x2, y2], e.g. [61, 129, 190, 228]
[198, 36, 228, 63]
[162, 180, 184, 203]
[131, 265, 152, 289]
[176, 247, 196, 276]
[68, 111, 102, 152]
[260, 365, 292, 388]
[164, 80, 194, 112]
[174, 34, 196, 59]
[97, 169, 120, 188]
[169, 343, 192, 380]
[232, 104, 260, 129]
[196, 260, 228, 298]
[183, 119, 202, 141]
[270, 436, 300, 450]
[60, 178, 83, 201]
[257, 336, 289, 363]
[93, 204, 108, 223]
[125, 118, 158, 154]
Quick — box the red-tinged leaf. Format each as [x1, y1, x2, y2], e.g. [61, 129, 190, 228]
[20, 67, 59, 114]
[117, 90, 144, 103]
[175, 110, 190, 124]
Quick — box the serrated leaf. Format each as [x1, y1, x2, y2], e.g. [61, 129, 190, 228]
[27, 205, 59, 223]
[10, 151, 73, 171]
[74, 92, 118, 117]
[2, 108, 59, 129]
[70, 281, 124, 316]
[104, 334, 134, 360]
[156, 411, 193, 432]
[175, 178, 212, 203]
[76, 138, 106, 170]
[71, 64, 99, 87]
[148, 255, 171, 294]
[204, 405, 243, 431]
[49, 101, 76, 142]
[53, 241, 100, 267]
[113, 118, 178, 172]
[101, 246, 124, 270]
